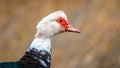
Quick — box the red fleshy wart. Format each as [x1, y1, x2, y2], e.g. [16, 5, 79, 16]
[56, 17, 69, 29]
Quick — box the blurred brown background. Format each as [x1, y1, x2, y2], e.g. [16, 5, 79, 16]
[0, 0, 120, 68]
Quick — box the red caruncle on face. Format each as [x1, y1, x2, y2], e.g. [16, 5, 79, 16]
[56, 17, 69, 29]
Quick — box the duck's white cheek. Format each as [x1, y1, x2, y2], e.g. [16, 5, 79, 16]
[53, 26, 61, 33]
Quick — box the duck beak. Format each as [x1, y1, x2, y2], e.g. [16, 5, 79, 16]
[65, 25, 80, 33]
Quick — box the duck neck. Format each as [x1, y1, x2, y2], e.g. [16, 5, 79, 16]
[28, 37, 52, 53]
[19, 36, 52, 68]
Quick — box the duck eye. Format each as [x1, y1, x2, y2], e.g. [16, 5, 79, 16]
[59, 19, 62, 22]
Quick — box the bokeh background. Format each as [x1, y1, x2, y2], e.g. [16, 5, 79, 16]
[0, 0, 120, 68]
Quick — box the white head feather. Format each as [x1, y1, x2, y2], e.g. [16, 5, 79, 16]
[35, 11, 68, 38]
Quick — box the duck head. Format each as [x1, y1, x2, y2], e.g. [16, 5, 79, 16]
[36, 11, 80, 38]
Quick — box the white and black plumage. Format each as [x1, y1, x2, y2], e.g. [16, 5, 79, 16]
[0, 11, 80, 68]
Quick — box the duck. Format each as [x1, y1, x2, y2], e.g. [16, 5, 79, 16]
[0, 10, 80, 68]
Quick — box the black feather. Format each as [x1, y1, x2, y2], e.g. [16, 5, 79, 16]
[0, 48, 51, 68]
